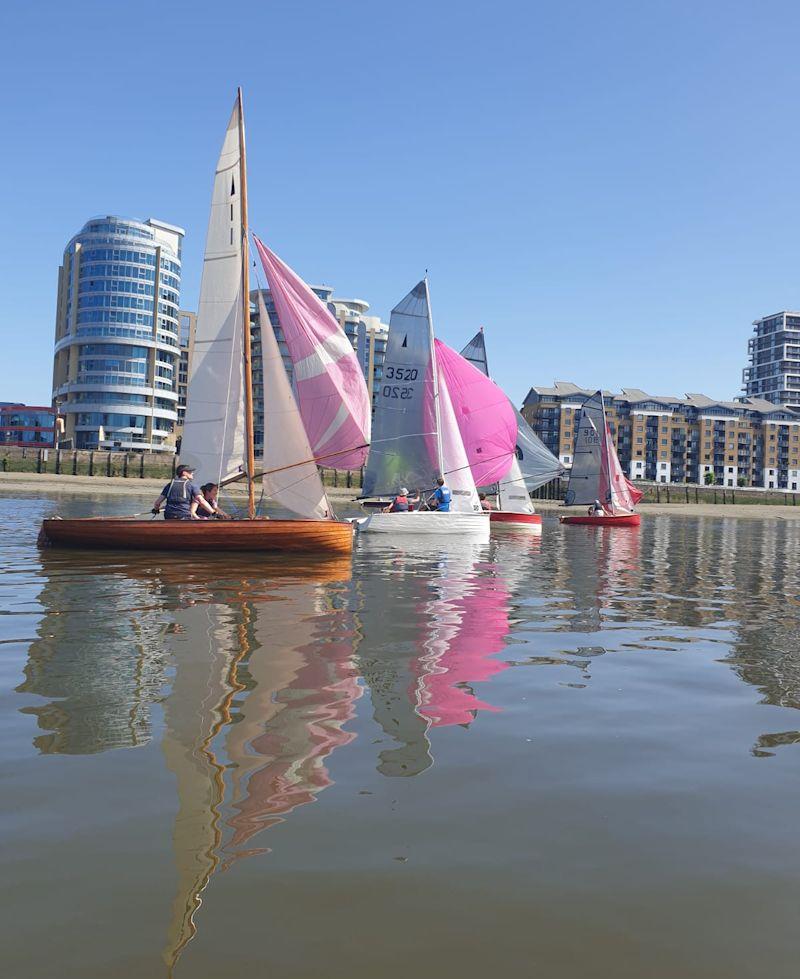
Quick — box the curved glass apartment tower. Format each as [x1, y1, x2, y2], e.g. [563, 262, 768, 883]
[52, 216, 184, 452]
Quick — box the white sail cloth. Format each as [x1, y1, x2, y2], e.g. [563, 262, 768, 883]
[180, 100, 246, 483]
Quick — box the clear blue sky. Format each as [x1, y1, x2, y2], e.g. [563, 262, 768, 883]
[3, 0, 800, 407]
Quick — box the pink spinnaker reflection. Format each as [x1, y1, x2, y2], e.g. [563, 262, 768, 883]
[253, 235, 371, 470]
[414, 569, 510, 728]
[226, 635, 362, 855]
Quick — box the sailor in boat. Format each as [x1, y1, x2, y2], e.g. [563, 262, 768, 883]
[199, 483, 232, 520]
[588, 499, 605, 517]
[479, 492, 495, 512]
[152, 466, 215, 521]
[384, 488, 411, 513]
[430, 477, 451, 512]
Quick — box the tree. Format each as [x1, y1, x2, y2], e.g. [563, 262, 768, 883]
[704, 471, 715, 485]
[737, 476, 747, 487]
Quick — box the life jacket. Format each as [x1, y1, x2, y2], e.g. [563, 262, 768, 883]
[434, 486, 451, 511]
[390, 495, 409, 512]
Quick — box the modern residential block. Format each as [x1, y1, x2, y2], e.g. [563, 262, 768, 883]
[523, 382, 800, 490]
[743, 311, 800, 409]
[51, 216, 184, 452]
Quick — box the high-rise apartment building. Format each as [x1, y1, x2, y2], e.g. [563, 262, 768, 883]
[51, 216, 184, 452]
[524, 382, 800, 490]
[742, 311, 800, 409]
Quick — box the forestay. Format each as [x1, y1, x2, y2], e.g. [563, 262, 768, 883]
[257, 290, 332, 519]
[253, 235, 370, 470]
[180, 100, 246, 483]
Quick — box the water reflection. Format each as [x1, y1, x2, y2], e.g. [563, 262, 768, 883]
[354, 539, 516, 776]
[10, 503, 800, 976]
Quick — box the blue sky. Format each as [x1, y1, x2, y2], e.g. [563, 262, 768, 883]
[2, 0, 800, 407]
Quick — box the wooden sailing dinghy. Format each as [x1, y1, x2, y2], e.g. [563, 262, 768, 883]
[357, 280, 489, 538]
[40, 90, 370, 556]
[559, 391, 642, 528]
[456, 329, 564, 529]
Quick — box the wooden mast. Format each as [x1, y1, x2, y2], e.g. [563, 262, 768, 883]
[238, 87, 256, 520]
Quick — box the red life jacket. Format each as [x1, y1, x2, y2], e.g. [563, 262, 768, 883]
[390, 495, 409, 512]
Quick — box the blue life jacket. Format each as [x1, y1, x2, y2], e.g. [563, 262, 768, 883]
[433, 485, 451, 512]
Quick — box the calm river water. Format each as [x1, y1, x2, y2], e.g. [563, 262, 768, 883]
[2, 492, 800, 978]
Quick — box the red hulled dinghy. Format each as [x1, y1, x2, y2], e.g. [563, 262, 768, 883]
[559, 390, 643, 529]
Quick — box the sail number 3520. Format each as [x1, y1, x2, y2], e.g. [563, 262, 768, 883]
[384, 367, 419, 381]
[382, 366, 418, 400]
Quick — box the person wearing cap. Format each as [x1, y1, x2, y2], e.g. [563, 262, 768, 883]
[152, 465, 216, 520]
[384, 487, 411, 513]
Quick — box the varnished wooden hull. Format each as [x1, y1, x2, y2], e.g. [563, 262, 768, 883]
[39, 517, 354, 555]
[559, 513, 640, 527]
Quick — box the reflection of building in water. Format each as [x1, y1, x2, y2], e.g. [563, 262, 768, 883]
[17, 554, 171, 754]
[544, 518, 800, 750]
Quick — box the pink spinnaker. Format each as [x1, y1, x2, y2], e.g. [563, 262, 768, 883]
[602, 421, 643, 514]
[253, 235, 371, 470]
[433, 339, 518, 486]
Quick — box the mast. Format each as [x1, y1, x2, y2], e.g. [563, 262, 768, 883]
[237, 87, 256, 520]
[425, 276, 445, 477]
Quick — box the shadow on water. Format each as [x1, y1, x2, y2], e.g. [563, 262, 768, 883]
[6, 494, 800, 976]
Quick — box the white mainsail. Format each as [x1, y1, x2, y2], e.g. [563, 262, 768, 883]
[180, 100, 246, 483]
[257, 290, 332, 519]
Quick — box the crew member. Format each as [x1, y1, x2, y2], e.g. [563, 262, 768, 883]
[431, 477, 451, 512]
[479, 492, 495, 511]
[384, 487, 410, 513]
[199, 483, 232, 520]
[588, 499, 605, 517]
[152, 465, 215, 520]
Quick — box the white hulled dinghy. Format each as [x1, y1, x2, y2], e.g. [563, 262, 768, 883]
[358, 280, 489, 539]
